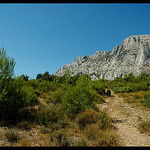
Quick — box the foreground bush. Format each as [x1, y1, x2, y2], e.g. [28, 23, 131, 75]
[76, 109, 101, 129]
[77, 109, 118, 146]
[0, 48, 38, 123]
[76, 108, 111, 130]
[83, 124, 118, 146]
[62, 75, 96, 119]
[0, 78, 38, 122]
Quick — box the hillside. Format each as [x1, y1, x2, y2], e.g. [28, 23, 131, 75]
[0, 45, 150, 147]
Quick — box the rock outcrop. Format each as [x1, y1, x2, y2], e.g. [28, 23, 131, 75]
[54, 35, 150, 80]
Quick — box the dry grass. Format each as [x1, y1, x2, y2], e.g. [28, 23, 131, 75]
[82, 123, 118, 146]
[16, 139, 31, 146]
[5, 130, 21, 143]
[138, 120, 150, 136]
[0, 91, 120, 147]
[118, 91, 150, 109]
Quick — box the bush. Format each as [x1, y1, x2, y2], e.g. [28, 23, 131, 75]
[16, 121, 31, 130]
[92, 81, 106, 95]
[131, 82, 148, 92]
[97, 110, 112, 130]
[93, 91, 105, 104]
[96, 129, 118, 146]
[50, 129, 70, 146]
[36, 103, 60, 127]
[21, 85, 38, 107]
[62, 75, 95, 119]
[138, 121, 150, 135]
[113, 86, 131, 93]
[0, 78, 38, 122]
[50, 88, 65, 104]
[28, 79, 40, 89]
[84, 124, 99, 141]
[141, 94, 150, 108]
[76, 109, 102, 129]
[76, 109, 111, 130]
[83, 124, 118, 146]
[39, 80, 59, 92]
[133, 95, 143, 99]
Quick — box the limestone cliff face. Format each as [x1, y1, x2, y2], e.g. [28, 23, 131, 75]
[54, 35, 150, 80]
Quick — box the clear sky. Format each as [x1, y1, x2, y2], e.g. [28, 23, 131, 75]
[0, 3, 150, 79]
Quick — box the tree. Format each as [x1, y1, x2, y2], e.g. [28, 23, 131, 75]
[0, 48, 38, 122]
[62, 74, 95, 118]
[20, 74, 29, 81]
[36, 73, 42, 80]
[42, 71, 50, 80]
[0, 47, 15, 79]
[0, 47, 16, 97]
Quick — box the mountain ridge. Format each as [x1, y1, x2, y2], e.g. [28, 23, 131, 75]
[54, 35, 150, 80]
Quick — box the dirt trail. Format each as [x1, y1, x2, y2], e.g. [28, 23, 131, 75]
[96, 91, 150, 146]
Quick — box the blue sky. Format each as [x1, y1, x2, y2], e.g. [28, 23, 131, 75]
[0, 3, 150, 79]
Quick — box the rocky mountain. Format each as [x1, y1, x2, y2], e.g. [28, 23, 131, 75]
[54, 35, 150, 80]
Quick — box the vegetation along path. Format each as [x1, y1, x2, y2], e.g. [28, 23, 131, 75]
[96, 91, 150, 146]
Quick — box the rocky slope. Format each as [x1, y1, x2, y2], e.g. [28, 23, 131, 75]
[54, 35, 150, 80]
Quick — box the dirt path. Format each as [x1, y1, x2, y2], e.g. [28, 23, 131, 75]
[96, 91, 150, 146]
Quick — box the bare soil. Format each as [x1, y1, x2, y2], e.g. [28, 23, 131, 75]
[96, 91, 150, 146]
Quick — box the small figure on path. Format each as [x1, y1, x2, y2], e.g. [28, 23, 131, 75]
[106, 89, 111, 97]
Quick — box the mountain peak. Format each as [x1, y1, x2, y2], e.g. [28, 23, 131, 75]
[54, 35, 150, 80]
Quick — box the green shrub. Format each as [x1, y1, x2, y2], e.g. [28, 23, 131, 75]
[131, 82, 148, 92]
[62, 75, 95, 119]
[113, 86, 131, 93]
[141, 94, 150, 108]
[76, 109, 102, 129]
[93, 91, 105, 103]
[97, 110, 112, 130]
[61, 75, 107, 119]
[76, 109, 111, 130]
[16, 120, 31, 130]
[0, 78, 38, 122]
[21, 85, 38, 107]
[96, 129, 118, 146]
[133, 95, 143, 99]
[0, 47, 15, 79]
[92, 81, 106, 95]
[28, 79, 40, 89]
[36, 103, 60, 126]
[39, 80, 59, 92]
[51, 88, 65, 104]
[83, 124, 118, 146]
[138, 121, 150, 135]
